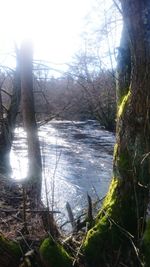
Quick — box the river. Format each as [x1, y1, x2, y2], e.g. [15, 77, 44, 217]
[10, 120, 115, 227]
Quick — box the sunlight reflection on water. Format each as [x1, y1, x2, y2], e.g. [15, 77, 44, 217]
[10, 128, 28, 179]
[10, 120, 115, 227]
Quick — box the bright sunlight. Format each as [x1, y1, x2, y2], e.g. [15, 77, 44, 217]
[0, 0, 92, 64]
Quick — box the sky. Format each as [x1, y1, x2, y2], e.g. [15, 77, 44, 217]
[0, 0, 93, 67]
[0, 0, 122, 75]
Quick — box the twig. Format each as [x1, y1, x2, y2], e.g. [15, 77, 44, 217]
[23, 186, 28, 234]
[0, 208, 60, 213]
[17, 230, 31, 250]
[87, 194, 93, 226]
[66, 202, 76, 231]
[73, 241, 84, 266]
[112, 0, 122, 14]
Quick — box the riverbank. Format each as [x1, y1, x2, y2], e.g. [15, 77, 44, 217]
[0, 120, 115, 266]
[0, 174, 88, 267]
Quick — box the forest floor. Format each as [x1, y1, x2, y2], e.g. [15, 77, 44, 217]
[0, 174, 48, 241]
[0, 174, 86, 266]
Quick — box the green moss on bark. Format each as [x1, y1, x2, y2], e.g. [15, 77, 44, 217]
[117, 90, 131, 118]
[83, 176, 139, 266]
[83, 85, 149, 266]
[0, 235, 21, 257]
[39, 237, 72, 267]
[0, 235, 21, 267]
[83, 178, 123, 266]
[83, 135, 144, 266]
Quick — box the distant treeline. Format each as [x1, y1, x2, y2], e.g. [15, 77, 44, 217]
[0, 67, 116, 131]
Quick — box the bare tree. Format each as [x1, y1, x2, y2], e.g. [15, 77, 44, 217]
[68, 52, 116, 131]
[20, 40, 42, 204]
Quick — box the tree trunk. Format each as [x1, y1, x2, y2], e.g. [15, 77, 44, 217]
[20, 40, 42, 204]
[0, 48, 21, 174]
[116, 24, 131, 103]
[84, 1, 150, 266]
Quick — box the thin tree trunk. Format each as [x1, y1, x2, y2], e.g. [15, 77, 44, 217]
[0, 48, 21, 174]
[20, 40, 42, 204]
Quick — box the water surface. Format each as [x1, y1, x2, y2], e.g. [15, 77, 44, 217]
[10, 120, 115, 225]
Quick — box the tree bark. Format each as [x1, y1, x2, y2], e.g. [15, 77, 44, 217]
[0, 48, 21, 174]
[84, 1, 150, 266]
[116, 24, 131, 103]
[20, 40, 42, 204]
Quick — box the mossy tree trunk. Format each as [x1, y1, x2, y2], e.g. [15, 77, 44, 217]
[84, 1, 150, 266]
[20, 40, 42, 204]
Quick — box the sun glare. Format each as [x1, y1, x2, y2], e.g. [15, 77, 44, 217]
[0, 0, 92, 64]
